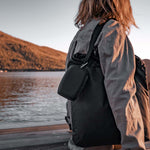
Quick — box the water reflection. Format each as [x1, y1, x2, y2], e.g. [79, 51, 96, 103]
[0, 72, 66, 129]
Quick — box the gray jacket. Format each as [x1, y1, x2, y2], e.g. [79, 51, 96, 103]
[66, 19, 146, 150]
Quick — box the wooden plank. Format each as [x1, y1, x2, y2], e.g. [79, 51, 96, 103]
[0, 142, 69, 150]
[0, 129, 70, 150]
[0, 124, 68, 135]
[0, 124, 150, 150]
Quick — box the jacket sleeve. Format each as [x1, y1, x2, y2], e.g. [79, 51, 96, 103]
[65, 40, 75, 71]
[65, 30, 80, 71]
[65, 31, 80, 129]
[97, 20, 146, 150]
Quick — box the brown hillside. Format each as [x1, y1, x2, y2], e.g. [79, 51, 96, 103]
[143, 59, 150, 88]
[0, 31, 67, 71]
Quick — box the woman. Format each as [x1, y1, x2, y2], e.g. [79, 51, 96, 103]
[65, 0, 146, 149]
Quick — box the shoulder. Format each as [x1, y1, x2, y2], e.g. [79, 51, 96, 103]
[101, 19, 125, 37]
[96, 19, 128, 56]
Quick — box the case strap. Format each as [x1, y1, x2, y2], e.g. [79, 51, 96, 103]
[70, 19, 110, 65]
[85, 22, 105, 62]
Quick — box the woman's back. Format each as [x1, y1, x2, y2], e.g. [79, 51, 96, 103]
[64, 0, 147, 149]
[66, 18, 146, 150]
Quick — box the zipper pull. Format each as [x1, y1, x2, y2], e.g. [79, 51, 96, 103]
[80, 62, 88, 69]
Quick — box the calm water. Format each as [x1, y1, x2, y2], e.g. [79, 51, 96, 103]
[0, 72, 67, 129]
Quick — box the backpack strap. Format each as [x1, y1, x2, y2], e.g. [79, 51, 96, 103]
[71, 20, 110, 64]
[85, 22, 105, 61]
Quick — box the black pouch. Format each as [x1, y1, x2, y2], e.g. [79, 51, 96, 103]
[57, 22, 106, 101]
[57, 59, 88, 101]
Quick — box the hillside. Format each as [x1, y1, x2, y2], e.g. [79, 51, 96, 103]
[0, 31, 67, 71]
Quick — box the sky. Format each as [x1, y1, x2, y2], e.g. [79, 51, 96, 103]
[0, 0, 150, 59]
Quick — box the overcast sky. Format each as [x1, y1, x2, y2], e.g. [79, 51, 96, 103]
[0, 0, 150, 59]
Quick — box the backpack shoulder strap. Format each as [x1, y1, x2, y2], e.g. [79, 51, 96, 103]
[71, 20, 110, 63]
[85, 19, 111, 62]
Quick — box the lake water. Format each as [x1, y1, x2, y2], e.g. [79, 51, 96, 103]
[0, 72, 67, 129]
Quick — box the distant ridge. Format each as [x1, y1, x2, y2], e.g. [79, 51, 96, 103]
[0, 31, 67, 71]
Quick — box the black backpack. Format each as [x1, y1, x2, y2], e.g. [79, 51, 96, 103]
[134, 55, 150, 141]
[64, 23, 150, 147]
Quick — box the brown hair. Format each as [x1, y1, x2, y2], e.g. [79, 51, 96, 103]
[75, 0, 137, 33]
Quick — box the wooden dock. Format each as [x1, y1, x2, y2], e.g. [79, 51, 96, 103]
[0, 124, 150, 150]
[0, 124, 70, 150]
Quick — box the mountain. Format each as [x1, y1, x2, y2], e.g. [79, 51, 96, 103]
[143, 59, 150, 89]
[0, 31, 67, 71]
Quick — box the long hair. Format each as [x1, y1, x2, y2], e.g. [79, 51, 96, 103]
[75, 0, 137, 33]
